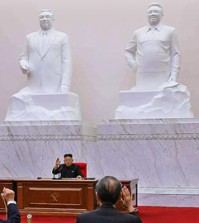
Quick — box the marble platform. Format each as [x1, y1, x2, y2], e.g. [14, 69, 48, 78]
[0, 119, 198, 207]
[92, 119, 199, 207]
[0, 121, 95, 178]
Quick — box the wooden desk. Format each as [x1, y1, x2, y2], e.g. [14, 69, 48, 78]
[0, 178, 138, 216]
[15, 178, 97, 216]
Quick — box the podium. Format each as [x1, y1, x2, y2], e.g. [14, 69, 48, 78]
[0, 178, 138, 216]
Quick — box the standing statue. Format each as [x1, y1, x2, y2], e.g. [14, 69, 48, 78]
[115, 3, 193, 119]
[5, 9, 81, 121]
[125, 2, 180, 89]
[19, 9, 71, 93]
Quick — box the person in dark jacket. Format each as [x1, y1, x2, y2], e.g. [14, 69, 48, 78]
[76, 176, 142, 223]
[0, 187, 21, 223]
[52, 154, 83, 179]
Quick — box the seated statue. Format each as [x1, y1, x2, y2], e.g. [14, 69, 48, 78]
[115, 2, 193, 119]
[5, 9, 81, 121]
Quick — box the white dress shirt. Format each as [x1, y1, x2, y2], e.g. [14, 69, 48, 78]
[7, 200, 16, 205]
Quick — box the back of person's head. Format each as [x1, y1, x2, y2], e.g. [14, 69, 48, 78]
[95, 176, 122, 205]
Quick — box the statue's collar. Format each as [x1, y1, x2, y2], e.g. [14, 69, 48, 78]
[146, 23, 162, 32]
[39, 28, 55, 36]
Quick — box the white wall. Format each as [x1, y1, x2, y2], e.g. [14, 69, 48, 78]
[0, 0, 199, 123]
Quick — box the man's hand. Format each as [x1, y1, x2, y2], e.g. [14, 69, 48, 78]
[121, 186, 137, 213]
[76, 175, 83, 180]
[55, 158, 61, 168]
[2, 187, 15, 203]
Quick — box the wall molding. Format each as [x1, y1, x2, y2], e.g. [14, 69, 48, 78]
[97, 133, 199, 141]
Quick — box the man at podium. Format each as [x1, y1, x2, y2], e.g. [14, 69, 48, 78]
[52, 154, 83, 179]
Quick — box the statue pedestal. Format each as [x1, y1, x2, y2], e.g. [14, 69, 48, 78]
[5, 92, 81, 121]
[115, 84, 194, 119]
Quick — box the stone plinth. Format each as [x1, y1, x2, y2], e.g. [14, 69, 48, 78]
[5, 92, 81, 121]
[115, 84, 194, 119]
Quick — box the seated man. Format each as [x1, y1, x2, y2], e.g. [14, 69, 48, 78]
[76, 176, 142, 223]
[52, 154, 83, 179]
[0, 187, 21, 223]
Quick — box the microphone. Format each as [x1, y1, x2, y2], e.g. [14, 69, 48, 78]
[27, 214, 32, 223]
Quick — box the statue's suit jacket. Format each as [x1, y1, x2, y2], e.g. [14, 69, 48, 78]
[19, 29, 72, 93]
[0, 203, 20, 223]
[76, 204, 142, 223]
[124, 24, 180, 89]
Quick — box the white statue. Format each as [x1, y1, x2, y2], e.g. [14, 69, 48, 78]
[5, 9, 81, 121]
[125, 2, 180, 89]
[19, 9, 71, 93]
[115, 3, 193, 119]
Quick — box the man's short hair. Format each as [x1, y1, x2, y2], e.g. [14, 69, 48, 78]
[148, 2, 163, 11]
[64, 154, 73, 158]
[39, 9, 54, 18]
[95, 176, 122, 205]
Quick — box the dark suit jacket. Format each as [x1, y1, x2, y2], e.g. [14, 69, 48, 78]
[0, 203, 20, 223]
[76, 204, 142, 223]
[52, 163, 83, 178]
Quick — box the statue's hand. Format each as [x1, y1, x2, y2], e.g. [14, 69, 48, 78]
[168, 75, 177, 82]
[21, 64, 30, 75]
[59, 85, 69, 93]
[132, 62, 137, 72]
